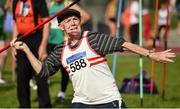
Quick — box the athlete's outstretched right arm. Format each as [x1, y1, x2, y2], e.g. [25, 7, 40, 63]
[11, 40, 62, 77]
[11, 41, 42, 74]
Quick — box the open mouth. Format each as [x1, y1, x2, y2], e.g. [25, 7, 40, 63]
[70, 27, 78, 31]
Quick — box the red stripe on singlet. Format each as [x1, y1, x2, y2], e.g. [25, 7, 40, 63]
[90, 59, 107, 66]
[87, 56, 102, 61]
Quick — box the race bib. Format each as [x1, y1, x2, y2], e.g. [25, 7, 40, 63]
[66, 51, 90, 73]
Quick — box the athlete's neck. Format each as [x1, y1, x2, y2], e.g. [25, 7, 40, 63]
[70, 39, 79, 47]
[67, 32, 82, 47]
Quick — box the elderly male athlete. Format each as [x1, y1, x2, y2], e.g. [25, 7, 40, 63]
[11, 9, 176, 108]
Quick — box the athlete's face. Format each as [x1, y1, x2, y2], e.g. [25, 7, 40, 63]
[59, 16, 81, 39]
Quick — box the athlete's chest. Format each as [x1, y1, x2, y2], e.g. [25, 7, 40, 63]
[62, 37, 92, 74]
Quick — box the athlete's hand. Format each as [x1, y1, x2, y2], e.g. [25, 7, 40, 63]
[149, 49, 176, 63]
[10, 40, 29, 52]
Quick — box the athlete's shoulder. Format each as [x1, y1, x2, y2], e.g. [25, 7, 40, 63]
[86, 31, 109, 40]
[56, 42, 64, 48]
[86, 31, 100, 38]
[52, 42, 64, 52]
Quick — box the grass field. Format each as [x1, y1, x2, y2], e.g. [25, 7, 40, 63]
[0, 52, 180, 108]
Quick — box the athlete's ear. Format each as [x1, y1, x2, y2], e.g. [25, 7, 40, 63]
[58, 23, 64, 31]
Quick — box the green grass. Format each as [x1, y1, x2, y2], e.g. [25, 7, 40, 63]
[0, 52, 180, 108]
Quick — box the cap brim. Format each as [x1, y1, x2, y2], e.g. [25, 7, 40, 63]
[57, 9, 81, 24]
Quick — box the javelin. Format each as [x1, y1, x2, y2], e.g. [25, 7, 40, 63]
[0, 0, 80, 53]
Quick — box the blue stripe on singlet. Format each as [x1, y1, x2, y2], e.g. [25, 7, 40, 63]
[66, 51, 86, 64]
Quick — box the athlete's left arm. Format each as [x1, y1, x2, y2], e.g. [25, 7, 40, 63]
[122, 42, 176, 63]
[87, 32, 125, 55]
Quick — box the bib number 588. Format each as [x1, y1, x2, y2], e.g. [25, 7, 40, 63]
[70, 59, 87, 72]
